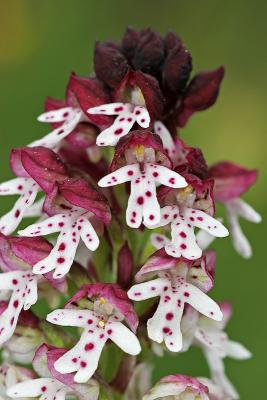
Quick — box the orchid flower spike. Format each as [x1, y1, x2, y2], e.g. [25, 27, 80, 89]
[143, 374, 209, 400]
[0, 178, 40, 235]
[128, 256, 222, 352]
[46, 284, 141, 383]
[210, 162, 261, 258]
[181, 303, 251, 399]
[89, 100, 150, 147]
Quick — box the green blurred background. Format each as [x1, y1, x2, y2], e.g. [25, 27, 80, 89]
[0, 1, 266, 398]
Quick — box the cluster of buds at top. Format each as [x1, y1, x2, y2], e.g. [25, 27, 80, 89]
[0, 27, 260, 400]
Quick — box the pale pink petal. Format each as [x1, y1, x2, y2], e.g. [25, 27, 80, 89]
[30, 110, 83, 149]
[127, 278, 166, 301]
[88, 102, 131, 115]
[98, 165, 138, 187]
[133, 106, 150, 128]
[148, 164, 187, 188]
[185, 208, 229, 237]
[54, 331, 106, 383]
[226, 207, 252, 258]
[96, 112, 135, 146]
[79, 218, 100, 251]
[18, 214, 66, 237]
[0, 178, 29, 195]
[46, 309, 95, 327]
[107, 321, 141, 355]
[224, 340, 251, 360]
[0, 182, 39, 235]
[228, 198, 261, 223]
[37, 107, 75, 123]
[154, 121, 176, 157]
[33, 226, 80, 278]
[166, 218, 202, 260]
[185, 284, 222, 321]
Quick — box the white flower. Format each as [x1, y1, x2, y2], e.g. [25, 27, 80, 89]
[0, 178, 40, 235]
[46, 304, 141, 383]
[98, 164, 187, 228]
[88, 102, 150, 146]
[18, 211, 99, 279]
[0, 271, 39, 346]
[128, 263, 222, 352]
[149, 206, 228, 260]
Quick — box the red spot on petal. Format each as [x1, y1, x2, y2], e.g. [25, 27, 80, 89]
[184, 291, 190, 297]
[166, 312, 174, 320]
[179, 231, 187, 238]
[13, 300, 19, 308]
[145, 191, 152, 197]
[84, 342, 94, 351]
[137, 196, 144, 205]
[163, 327, 170, 333]
[41, 387, 47, 393]
[153, 172, 159, 177]
[127, 170, 134, 176]
[80, 361, 87, 368]
[15, 210, 20, 218]
[12, 279, 18, 285]
[180, 243, 187, 250]
[57, 257, 65, 264]
[114, 128, 123, 135]
[107, 329, 112, 335]
[58, 243, 66, 251]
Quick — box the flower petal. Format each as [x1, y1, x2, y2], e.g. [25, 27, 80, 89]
[127, 278, 166, 301]
[18, 214, 65, 237]
[30, 110, 83, 149]
[148, 165, 187, 188]
[0, 182, 39, 235]
[150, 233, 170, 249]
[224, 340, 251, 360]
[46, 309, 94, 327]
[185, 284, 222, 321]
[80, 218, 100, 251]
[38, 107, 75, 123]
[98, 165, 137, 187]
[107, 321, 141, 355]
[7, 378, 58, 398]
[185, 208, 229, 237]
[96, 112, 135, 146]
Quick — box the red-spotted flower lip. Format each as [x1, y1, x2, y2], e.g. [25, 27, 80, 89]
[135, 248, 215, 293]
[110, 130, 172, 171]
[160, 374, 209, 393]
[65, 283, 138, 333]
[209, 161, 258, 202]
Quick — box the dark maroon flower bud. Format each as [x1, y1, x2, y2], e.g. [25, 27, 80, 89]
[122, 27, 141, 61]
[163, 32, 192, 93]
[131, 28, 165, 77]
[117, 241, 134, 289]
[94, 41, 129, 89]
[177, 66, 225, 126]
[20, 147, 68, 193]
